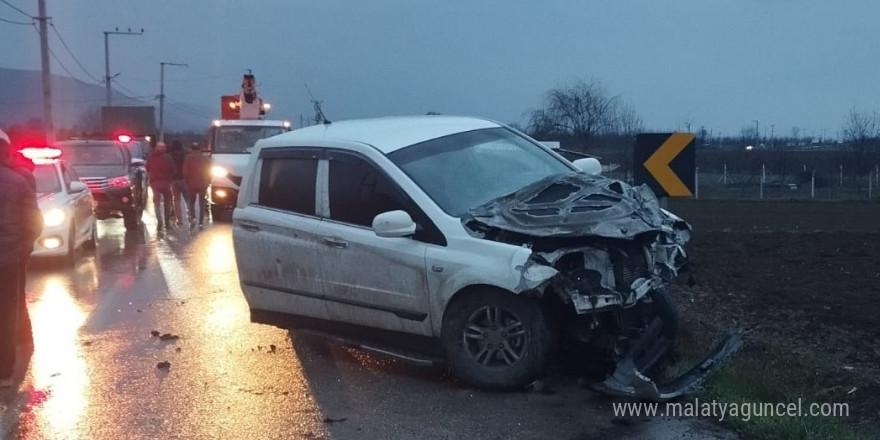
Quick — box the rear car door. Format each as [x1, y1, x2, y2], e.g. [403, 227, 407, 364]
[233, 148, 330, 320]
[316, 150, 433, 335]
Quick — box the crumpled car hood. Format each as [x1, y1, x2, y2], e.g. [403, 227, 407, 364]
[463, 172, 668, 240]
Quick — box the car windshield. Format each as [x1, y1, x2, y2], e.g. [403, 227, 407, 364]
[213, 126, 286, 154]
[387, 127, 574, 217]
[33, 165, 61, 193]
[61, 144, 126, 166]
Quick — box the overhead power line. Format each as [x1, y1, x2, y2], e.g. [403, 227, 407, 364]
[0, 14, 30, 25]
[27, 22, 80, 83]
[165, 97, 215, 119]
[112, 79, 147, 101]
[49, 22, 101, 83]
[0, 0, 31, 18]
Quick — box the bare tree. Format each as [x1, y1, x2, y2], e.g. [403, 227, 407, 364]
[841, 107, 879, 182]
[526, 78, 619, 150]
[613, 101, 644, 138]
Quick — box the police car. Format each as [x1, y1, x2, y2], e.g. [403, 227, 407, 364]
[20, 147, 98, 262]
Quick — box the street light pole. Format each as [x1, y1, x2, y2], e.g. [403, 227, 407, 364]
[158, 62, 188, 143]
[104, 28, 144, 106]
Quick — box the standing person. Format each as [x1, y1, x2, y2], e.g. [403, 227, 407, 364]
[182, 143, 211, 230]
[11, 150, 40, 348]
[145, 141, 176, 234]
[168, 139, 188, 227]
[0, 129, 41, 388]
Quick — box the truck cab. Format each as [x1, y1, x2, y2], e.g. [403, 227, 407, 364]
[207, 119, 291, 221]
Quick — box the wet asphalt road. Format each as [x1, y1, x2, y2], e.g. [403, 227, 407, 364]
[0, 211, 737, 440]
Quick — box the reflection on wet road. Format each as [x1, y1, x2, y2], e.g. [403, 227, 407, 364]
[1, 216, 328, 440]
[0, 214, 734, 440]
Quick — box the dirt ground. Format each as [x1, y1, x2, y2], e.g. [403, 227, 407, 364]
[665, 199, 880, 433]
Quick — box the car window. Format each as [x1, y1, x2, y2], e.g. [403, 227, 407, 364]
[257, 157, 318, 215]
[64, 164, 81, 182]
[33, 165, 61, 194]
[60, 163, 74, 187]
[387, 127, 573, 217]
[327, 154, 408, 227]
[214, 126, 287, 154]
[63, 144, 126, 166]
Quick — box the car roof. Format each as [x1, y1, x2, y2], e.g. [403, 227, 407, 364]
[257, 115, 502, 154]
[213, 119, 290, 127]
[55, 139, 127, 147]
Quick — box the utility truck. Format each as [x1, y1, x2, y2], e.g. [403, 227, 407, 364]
[208, 72, 291, 221]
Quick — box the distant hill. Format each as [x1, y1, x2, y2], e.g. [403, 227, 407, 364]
[0, 67, 212, 133]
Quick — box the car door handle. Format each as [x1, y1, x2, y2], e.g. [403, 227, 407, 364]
[322, 236, 349, 249]
[240, 222, 260, 232]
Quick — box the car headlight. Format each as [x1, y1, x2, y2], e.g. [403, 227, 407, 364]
[211, 166, 229, 178]
[44, 208, 66, 227]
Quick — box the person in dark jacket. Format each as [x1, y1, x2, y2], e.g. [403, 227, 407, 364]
[182, 143, 212, 229]
[0, 128, 41, 388]
[168, 139, 188, 227]
[11, 150, 39, 347]
[146, 142, 176, 233]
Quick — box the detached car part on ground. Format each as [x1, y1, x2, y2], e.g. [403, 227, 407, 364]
[233, 116, 740, 402]
[461, 172, 742, 400]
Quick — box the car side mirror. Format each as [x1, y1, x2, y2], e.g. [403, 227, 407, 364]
[69, 181, 88, 193]
[130, 158, 145, 167]
[572, 158, 602, 175]
[372, 210, 416, 238]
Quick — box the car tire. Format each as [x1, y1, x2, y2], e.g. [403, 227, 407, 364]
[441, 289, 554, 391]
[65, 222, 77, 265]
[82, 220, 97, 250]
[210, 205, 232, 222]
[123, 208, 142, 230]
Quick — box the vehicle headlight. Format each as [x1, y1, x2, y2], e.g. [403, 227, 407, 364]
[44, 208, 66, 227]
[211, 166, 229, 178]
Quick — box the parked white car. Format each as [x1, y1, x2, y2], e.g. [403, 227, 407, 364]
[22, 149, 97, 262]
[232, 116, 739, 397]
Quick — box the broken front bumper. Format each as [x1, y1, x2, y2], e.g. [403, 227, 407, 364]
[592, 318, 743, 401]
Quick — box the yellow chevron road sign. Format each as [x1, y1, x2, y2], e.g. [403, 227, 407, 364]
[633, 133, 696, 197]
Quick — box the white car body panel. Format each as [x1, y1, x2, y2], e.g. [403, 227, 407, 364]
[234, 116, 561, 337]
[31, 161, 96, 258]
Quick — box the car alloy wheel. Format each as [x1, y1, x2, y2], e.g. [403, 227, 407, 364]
[442, 289, 553, 390]
[462, 305, 529, 367]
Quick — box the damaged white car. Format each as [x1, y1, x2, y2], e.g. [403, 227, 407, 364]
[232, 115, 740, 400]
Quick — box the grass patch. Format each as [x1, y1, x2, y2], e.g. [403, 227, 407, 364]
[671, 320, 869, 440]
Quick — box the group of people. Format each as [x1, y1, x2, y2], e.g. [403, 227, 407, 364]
[0, 128, 43, 388]
[145, 140, 212, 234]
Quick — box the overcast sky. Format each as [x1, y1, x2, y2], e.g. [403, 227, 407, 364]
[2, 0, 879, 139]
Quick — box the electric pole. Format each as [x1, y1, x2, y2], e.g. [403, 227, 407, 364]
[104, 28, 144, 106]
[753, 120, 759, 147]
[158, 62, 188, 142]
[37, 0, 54, 142]
[770, 124, 775, 150]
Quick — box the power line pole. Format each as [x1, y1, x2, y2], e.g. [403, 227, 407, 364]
[37, 0, 54, 142]
[104, 28, 144, 106]
[753, 119, 759, 147]
[158, 61, 188, 142]
[770, 124, 775, 150]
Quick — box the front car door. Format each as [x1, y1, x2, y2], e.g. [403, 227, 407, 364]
[60, 162, 93, 243]
[316, 149, 434, 336]
[233, 148, 331, 321]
